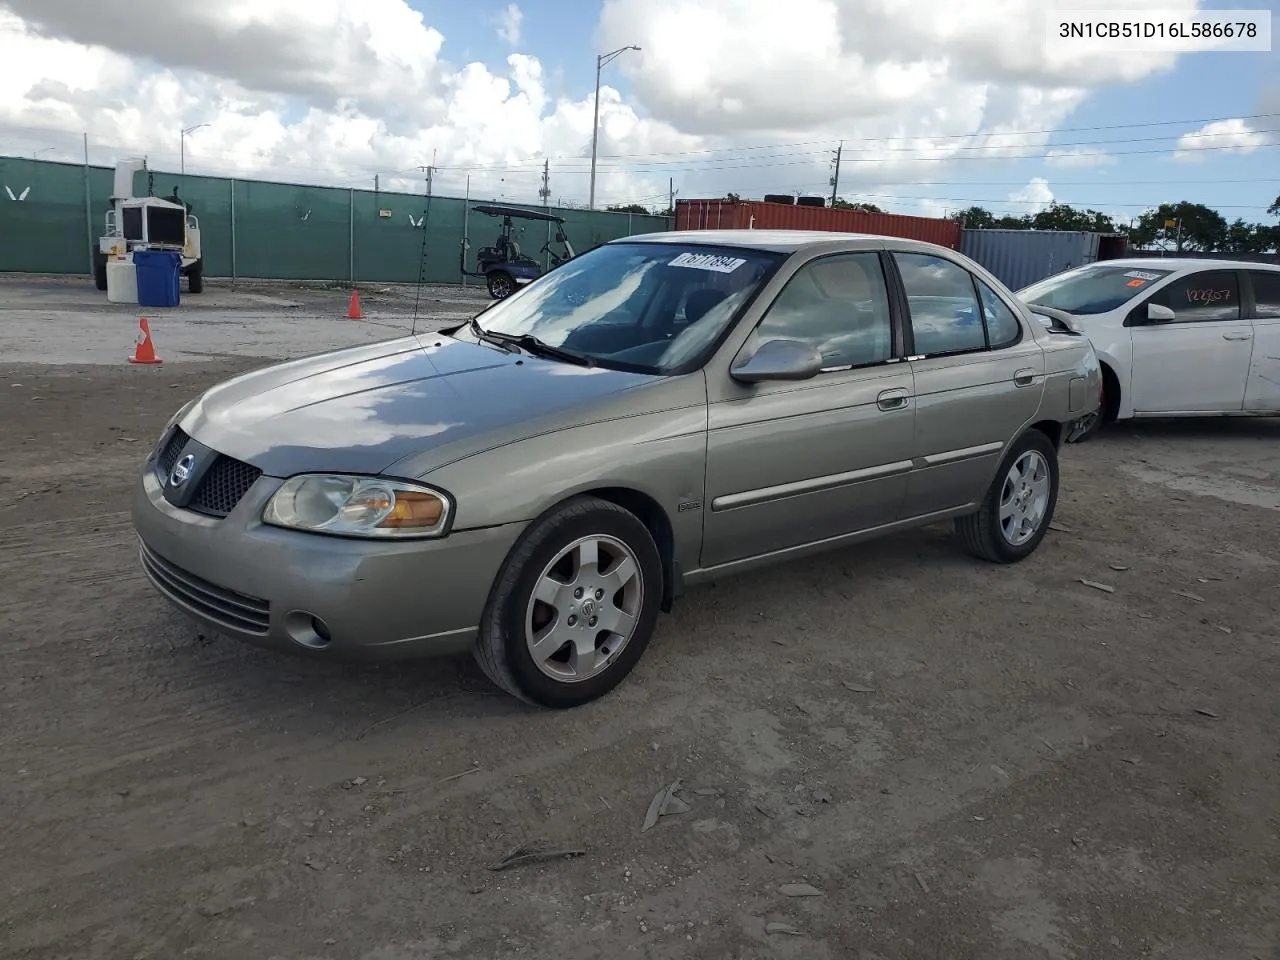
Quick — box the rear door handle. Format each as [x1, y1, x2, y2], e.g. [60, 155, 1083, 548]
[1013, 368, 1037, 387]
[876, 388, 910, 411]
[1223, 332, 1252, 341]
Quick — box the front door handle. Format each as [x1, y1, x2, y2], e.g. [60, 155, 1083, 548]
[1222, 332, 1252, 341]
[877, 388, 910, 411]
[1013, 368, 1037, 387]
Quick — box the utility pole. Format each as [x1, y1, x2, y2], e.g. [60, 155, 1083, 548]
[589, 44, 641, 210]
[829, 140, 843, 206]
[540, 159, 552, 272]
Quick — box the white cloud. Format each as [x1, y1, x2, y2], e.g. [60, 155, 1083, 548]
[0, 0, 1204, 211]
[1171, 118, 1268, 162]
[1009, 177, 1054, 214]
[496, 3, 523, 48]
[1044, 147, 1114, 168]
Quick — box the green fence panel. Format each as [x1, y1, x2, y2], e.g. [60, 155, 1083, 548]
[0, 155, 673, 284]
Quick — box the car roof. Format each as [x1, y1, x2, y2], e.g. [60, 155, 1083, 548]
[1083, 256, 1280, 272]
[614, 229, 942, 255]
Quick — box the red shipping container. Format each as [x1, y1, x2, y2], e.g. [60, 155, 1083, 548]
[674, 199, 961, 249]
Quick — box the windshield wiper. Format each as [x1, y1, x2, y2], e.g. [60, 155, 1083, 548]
[470, 316, 520, 354]
[478, 326, 594, 367]
[510, 334, 595, 367]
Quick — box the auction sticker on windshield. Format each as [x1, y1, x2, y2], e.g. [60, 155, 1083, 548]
[1123, 270, 1163, 281]
[669, 252, 747, 273]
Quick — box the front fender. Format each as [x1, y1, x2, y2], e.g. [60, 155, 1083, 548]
[1091, 344, 1132, 420]
[420, 403, 709, 576]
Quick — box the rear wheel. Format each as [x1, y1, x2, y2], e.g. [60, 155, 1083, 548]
[954, 429, 1059, 564]
[474, 496, 663, 708]
[187, 259, 204, 294]
[487, 271, 515, 299]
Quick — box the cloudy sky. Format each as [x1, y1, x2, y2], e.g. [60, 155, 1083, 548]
[0, 0, 1277, 221]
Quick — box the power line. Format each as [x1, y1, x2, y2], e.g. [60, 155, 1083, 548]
[430, 119, 1280, 171]
[428, 139, 1280, 176]
[457, 110, 1280, 165]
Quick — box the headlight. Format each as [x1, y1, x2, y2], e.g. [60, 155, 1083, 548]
[262, 475, 452, 539]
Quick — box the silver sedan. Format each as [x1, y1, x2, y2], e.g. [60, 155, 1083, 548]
[132, 230, 1102, 707]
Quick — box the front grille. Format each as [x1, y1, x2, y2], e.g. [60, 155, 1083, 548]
[156, 426, 189, 480]
[189, 455, 262, 517]
[139, 540, 271, 635]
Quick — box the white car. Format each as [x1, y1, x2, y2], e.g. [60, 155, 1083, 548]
[1017, 257, 1280, 438]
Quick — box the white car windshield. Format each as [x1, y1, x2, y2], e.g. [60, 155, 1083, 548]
[1018, 264, 1176, 315]
[469, 242, 783, 374]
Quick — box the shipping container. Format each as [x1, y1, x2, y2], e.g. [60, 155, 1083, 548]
[675, 199, 962, 249]
[959, 228, 1129, 291]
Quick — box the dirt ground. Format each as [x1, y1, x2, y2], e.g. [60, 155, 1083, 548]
[2, 291, 1279, 958]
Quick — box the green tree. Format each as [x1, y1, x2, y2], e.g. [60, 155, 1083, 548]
[1269, 194, 1280, 217]
[606, 203, 650, 214]
[952, 205, 995, 228]
[1029, 202, 1118, 233]
[832, 199, 884, 213]
[1218, 218, 1280, 254]
[1130, 201, 1227, 252]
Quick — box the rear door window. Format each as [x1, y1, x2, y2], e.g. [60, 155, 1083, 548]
[1248, 270, 1280, 318]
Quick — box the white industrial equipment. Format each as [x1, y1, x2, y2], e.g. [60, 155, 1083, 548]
[94, 157, 204, 294]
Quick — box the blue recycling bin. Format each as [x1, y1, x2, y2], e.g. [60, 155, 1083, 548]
[134, 250, 182, 308]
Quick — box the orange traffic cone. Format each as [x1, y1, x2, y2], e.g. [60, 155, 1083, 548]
[128, 317, 163, 365]
[346, 289, 363, 320]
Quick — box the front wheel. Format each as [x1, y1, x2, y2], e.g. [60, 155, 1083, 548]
[187, 260, 204, 293]
[954, 430, 1059, 563]
[473, 496, 663, 708]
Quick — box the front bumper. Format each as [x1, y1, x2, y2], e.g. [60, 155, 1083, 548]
[131, 462, 526, 660]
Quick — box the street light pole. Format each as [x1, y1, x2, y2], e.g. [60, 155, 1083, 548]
[588, 44, 640, 211]
[180, 123, 209, 174]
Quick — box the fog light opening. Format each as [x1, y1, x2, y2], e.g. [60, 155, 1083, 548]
[284, 610, 333, 650]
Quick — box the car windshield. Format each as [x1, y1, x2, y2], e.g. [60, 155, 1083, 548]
[468, 241, 783, 374]
[1017, 264, 1176, 315]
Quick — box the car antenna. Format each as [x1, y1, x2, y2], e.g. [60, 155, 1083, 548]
[411, 159, 435, 337]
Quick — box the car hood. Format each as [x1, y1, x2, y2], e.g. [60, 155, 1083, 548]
[177, 333, 668, 477]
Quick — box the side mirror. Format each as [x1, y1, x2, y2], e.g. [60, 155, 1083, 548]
[1146, 303, 1175, 323]
[730, 338, 823, 383]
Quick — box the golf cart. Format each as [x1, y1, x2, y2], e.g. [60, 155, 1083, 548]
[460, 203, 575, 299]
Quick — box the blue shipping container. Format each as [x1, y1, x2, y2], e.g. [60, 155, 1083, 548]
[134, 250, 182, 308]
[960, 229, 1101, 292]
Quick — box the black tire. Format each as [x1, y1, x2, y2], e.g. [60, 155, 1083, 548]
[487, 271, 515, 300]
[187, 260, 204, 294]
[474, 495, 664, 709]
[93, 251, 108, 291]
[954, 429, 1060, 564]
